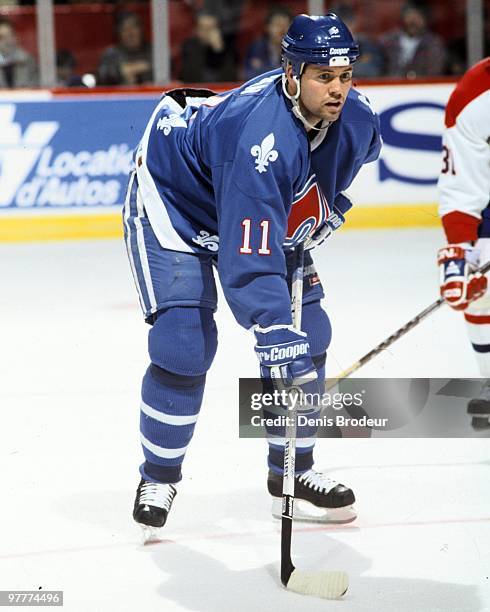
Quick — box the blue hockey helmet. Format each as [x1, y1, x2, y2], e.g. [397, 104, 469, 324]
[281, 13, 359, 77]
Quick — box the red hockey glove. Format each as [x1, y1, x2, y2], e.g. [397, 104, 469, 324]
[437, 244, 487, 311]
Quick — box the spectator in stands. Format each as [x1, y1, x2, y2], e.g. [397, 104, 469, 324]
[201, 0, 245, 41]
[333, 3, 383, 78]
[0, 16, 37, 87]
[180, 10, 236, 83]
[380, 3, 447, 78]
[56, 49, 85, 87]
[97, 11, 152, 86]
[243, 5, 291, 80]
[201, 0, 244, 73]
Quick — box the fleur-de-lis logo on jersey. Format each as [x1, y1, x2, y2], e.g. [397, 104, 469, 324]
[192, 230, 219, 252]
[156, 114, 187, 136]
[250, 133, 278, 174]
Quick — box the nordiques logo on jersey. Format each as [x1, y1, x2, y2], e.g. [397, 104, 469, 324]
[284, 175, 329, 248]
[156, 113, 187, 135]
[250, 133, 279, 174]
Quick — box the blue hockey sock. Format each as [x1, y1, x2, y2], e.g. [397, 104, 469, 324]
[140, 306, 217, 483]
[139, 364, 206, 483]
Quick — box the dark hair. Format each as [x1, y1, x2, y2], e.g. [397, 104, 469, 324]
[115, 11, 142, 34]
[266, 5, 293, 25]
[0, 16, 14, 30]
[56, 49, 76, 69]
[401, 3, 429, 21]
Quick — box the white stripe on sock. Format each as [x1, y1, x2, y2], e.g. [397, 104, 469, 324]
[141, 400, 199, 426]
[140, 433, 188, 459]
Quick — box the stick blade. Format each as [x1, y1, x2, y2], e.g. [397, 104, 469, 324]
[286, 569, 348, 600]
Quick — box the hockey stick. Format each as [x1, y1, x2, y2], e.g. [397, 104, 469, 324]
[279, 243, 349, 599]
[329, 260, 490, 386]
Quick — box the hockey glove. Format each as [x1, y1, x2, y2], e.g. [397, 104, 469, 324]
[305, 206, 346, 250]
[437, 243, 487, 311]
[254, 325, 320, 395]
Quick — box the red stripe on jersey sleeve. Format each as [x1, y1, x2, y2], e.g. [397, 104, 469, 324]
[464, 313, 490, 325]
[445, 58, 490, 128]
[441, 211, 480, 243]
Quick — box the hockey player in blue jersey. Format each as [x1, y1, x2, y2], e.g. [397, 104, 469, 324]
[124, 13, 381, 531]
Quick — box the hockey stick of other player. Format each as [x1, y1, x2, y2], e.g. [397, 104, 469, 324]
[329, 259, 490, 387]
[277, 243, 349, 599]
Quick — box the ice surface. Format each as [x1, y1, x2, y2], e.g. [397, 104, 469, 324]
[0, 228, 488, 611]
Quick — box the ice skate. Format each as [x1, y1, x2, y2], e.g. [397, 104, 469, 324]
[133, 479, 177, 543]
[268, 469, 357, 523]
[467, 380, 490, 429]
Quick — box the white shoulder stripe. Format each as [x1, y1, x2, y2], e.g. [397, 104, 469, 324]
[136, 96, 194, 253]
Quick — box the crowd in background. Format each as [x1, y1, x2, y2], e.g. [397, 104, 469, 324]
[0, 0, 488, 88]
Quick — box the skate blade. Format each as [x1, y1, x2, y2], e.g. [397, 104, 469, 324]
[272, 497, 357, 524]
[140, 525, 163, 545]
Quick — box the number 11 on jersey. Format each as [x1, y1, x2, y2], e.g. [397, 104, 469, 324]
[239, 219, 271, 255]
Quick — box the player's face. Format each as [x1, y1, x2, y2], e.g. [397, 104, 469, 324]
[289, 64, 353, 125]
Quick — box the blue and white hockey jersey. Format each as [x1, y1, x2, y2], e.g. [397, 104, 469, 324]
[134, 70, 381, 329]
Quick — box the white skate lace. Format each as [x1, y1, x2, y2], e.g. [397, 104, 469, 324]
[297, 469, 338, 494]
[139, 482, 175, 510]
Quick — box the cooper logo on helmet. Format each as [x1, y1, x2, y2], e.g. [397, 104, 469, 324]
[330, 48, 350, 55]
[281, 13, 359, 76]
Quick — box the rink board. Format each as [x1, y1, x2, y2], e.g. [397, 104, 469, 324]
[0, 82, 455, 241]
[0, 204, 440, 242]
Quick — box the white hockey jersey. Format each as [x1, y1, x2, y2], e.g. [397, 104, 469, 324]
[438, 57, 490, 243]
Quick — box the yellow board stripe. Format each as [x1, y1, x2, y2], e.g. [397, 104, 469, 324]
[0, 204, 440, 243]
[346, 203, 440, 229]
[0, 213, 123, 243]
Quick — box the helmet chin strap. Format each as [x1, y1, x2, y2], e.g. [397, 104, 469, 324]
[281, 73, 330, 132]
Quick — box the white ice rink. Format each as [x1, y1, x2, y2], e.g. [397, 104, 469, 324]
[0, 227, 489, 612]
